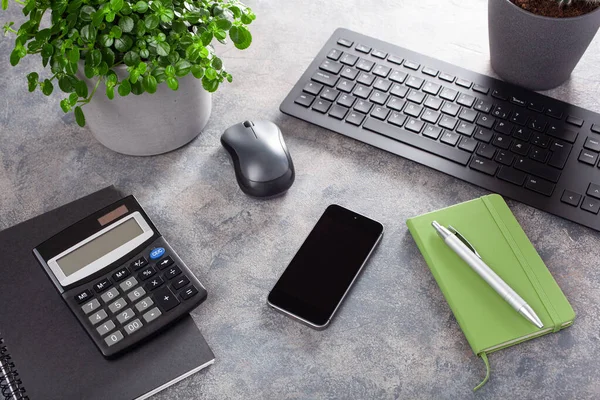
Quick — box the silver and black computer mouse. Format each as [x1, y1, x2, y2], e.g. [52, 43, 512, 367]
[221, 120, 295, 198]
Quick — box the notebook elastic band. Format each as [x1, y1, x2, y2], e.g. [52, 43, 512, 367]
[474, 352, 490, 391]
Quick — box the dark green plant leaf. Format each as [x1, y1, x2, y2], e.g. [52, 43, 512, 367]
[214, 29, 226, 41]
[204, 67, 216, 80]
[174, 60, 191, 77]
[202, 75, 218, 92]
[110, 25, 122, 39]
[75, 80, 88, 97]
[10, 49, 21, 66]
[85, 49, 102, 67]
[84, 64, 95, 78]
[119, 16, 134, 32]
[143, 74, 157, 93]
[165, 65, 175, 77]
[166, 76, 178, 90]
[233, 26, 251, 50]
[41, 43, 54, 58]
[201, 30, 212, 46]
[60, 99, 71, 113]
[211, 57, 222, 70]
[114, 35, 133, 52]
[228, 6, 241, 18]
[58, 76, 73, 92]
[98, 61, 109, 75]
[172, 21, 187, 34]
[106, 86, 115, 99]
[80, 5, 95, 21]
[101, 48, 115, 66]
[80, 24, 97, 42]
[131, 79, 145, 95]
[167, 51, 180, 64]
[35, 28, 52, 41]
[156, 41, 170, 56]
[92, 10, 105, 26]
[41, 79, 54, 95]
[69, 92, 79, 105]
[151, 67, 166, 83]
[140, 48, 150, 58]
[215, 18, 231, 31]
[110, 0, 123, 12]
[229, 25, 242, 44]
[74, 106, 86, 127]
[130, 68, 141, 83]
[26, 72, 39, 92]
[118, 79, 131, 96]
[66, 62, 78, 75]
[67, 0, 83, 13]
[145, 14, 159, 30]
[133, 1, 148, 13]
[124, 51, 140, 66]
[191, 65, 204, 79]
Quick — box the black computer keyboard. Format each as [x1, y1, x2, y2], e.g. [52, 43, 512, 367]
[280, 28, 600, 232]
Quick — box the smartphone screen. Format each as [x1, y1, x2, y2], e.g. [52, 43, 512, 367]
[267, 205, 383, 328]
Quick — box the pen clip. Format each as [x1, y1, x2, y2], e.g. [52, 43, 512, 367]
[448, 226, 482, 259]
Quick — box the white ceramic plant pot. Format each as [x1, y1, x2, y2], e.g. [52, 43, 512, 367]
[78, 65, 211, 156]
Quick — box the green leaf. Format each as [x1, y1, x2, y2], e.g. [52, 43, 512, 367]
[118, 79, 131, 96]
[166, 77, 178, 90]
[106, 86, 114, 100]
[69, 92, 79, 106]
[130, 69, 141, 83]
[58, 76, 73, 92]
[202, 76, 218, 92]
[124, 51, 140, 66]
[142, 74, 157, 93]
[114, 35, 133, 52]
[204, 67, 216, 80]
[145, 14, 159, 30]
[99, 34, 114, 48]
[75, 80, 88, 97]
[240, 13, 252, 25]
[60, 99, 71, 113]
[92, 10, 105, 26]
[101, 48, 115, 66]
[80, 24, 97, 42]
[156, 41, 170, 56]
[233, 26, 251, 50]
[98, 62, 109, 75]
[80, 5, 95, 21]
[215, 18, 232, 31]
[133, 1, 148, 13]
[211, 57, 222, 70]
[74, 106, 86, 127]
[159, 9, 174, 23]
[35, 28, 52, 42]
[119, 16, 134, 33]
[26, 72, 39, 92]
[84, 64, 95, 79]
[41, 79, 54, 96]
[151, 67, 166, 83]
[2, 0, 8, 11]
[172, 21, 187, 34]
[9, 49, 21, 66]
[110, 26, 122, 39]
[174, 60, 191, 77]
[140, 48, 149, 58]
[200, 30, 212, 46]
[67, 0, 83, 13]
[106, 11, 116, 22]
[191, 65, 204, 79]
[110, 0, 123, 12]
[165, 65, 175, 77]
[41, 43, 54, 58]
[66, 62, 78, 75]
[229, 25, 243, 44]
[131, 79, 144, 95]
[85, 49, 102, 67]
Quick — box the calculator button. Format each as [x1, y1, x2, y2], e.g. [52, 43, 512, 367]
[124, 319, 144, 336]
[127, 287, 146, 302]
[138, 266, 157, 281]
[116, 308, 135, 324]
[146, 276, 164, 291]
[93, 278, 111, 293]
[119, 277, 139, 292]
[180, 286, 198, 300]
[149, 247, 165, 260]
[75, 289, 93, 304]
[172, 276, 190, 290]
[131, 256, 148, 271]
[89, 309, 108, 325]
[153, 287, 180, 312]
[111, 267, 130, 282]
[135, 297, 155, 312]
[108, 298, 128, 314]
[96, 320, 116, 336]
[164, 265, 182, 280]
[104, 330, 124, 347]
[156, 256, 174, 270]
[101, 287, 120, 303]
[142, 307, 162, 323]
[81, 299, 101, 314]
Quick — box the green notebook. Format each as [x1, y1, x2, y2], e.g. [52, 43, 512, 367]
[406, 194, 575, 390]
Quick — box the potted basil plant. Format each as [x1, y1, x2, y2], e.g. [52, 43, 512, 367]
[489, 0, 600, 91]
[1, 0, 255, 155]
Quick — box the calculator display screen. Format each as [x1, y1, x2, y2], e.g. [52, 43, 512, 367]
[56, 218, 144, 277]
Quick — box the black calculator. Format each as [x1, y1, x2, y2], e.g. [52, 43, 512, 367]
[33, 195, 207, 357]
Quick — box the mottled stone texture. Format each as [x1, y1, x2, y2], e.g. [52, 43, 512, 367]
[1, 0, 600, 399]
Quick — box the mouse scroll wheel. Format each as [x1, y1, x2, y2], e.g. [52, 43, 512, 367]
[243, 121, 254, 128]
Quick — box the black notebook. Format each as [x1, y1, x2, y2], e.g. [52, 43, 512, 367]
[0, 186, 214, 400]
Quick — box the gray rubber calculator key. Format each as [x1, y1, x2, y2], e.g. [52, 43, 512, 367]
[89, 309, 108, 325]
[100, 288, 119, 303]
[127, 287, 146, 302]
[104, 330, 124, 347]
[120, 277, 138, 292]
[116, 308, 135, 324]
[96, 320, 116, 336]
[108, 298, 127, 314]
[135, 297, 154, 312]
[81, 299, 100, 314]
[142, 307, 162, 323]
[123, 319, 144, 335]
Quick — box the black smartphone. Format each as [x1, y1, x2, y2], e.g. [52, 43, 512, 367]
[267, 205, 383, 329]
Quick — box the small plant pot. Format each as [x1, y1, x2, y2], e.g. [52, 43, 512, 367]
[78, 65, 211, 156]
[488, 0, 600, 91]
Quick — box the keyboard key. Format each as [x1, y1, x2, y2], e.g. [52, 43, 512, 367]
[372, 49, 387, 59]
[474, 99, 493, 114]
[355, 44, 371, 53]
[441, 102, 460, 117]
[388, 112, 407, 127]
[370, 106, 389, 120]
[295, 94, 314, 107]
[313, 99, 332, 113]
[142, 307, 162, 323]
[390, 84, 408, 98]
[108, 297, 127, 314]
[337, 94, 356, 108]
[94, 278, 111, 293]
[510, 141, 530, 156]
[373, 64, 391, 77]
[105, 330, 124, 347]
[135, 296, 154, 312]
[354, 100, 372, 114]
[75, 289, 93, 304]
[124, 319, 143, 336]
[578, 149, 598, 165]
[407, 90, 426, 104]
[528, 117, 547, 132]
[491, 89, 508, 101]
[403, 60, 420, 70]
[547, 141, 572, 169]
[566, 115, 584, 127]
[525, 177, 555, 196]
[303, 81, 323, 95]
[164, 265, 182, 280]
[581, 197, 600, 214]
[423, 125, 442, 140]
[492, 134, 511, 150]
[89, 309, 108, 325]
[423, 81, 441, 95]
[476, 114, 495, 129]
[472, 84, 489, 94]
[584, 137, 600, 152]
[312, 71, 338, 87]
[327, 49, 342, 61]
[441, 131, 460, 146]
[458, 109, 477, 123]
[101, 287, 120, 303]
[158, 256, 175, 271]
[439, 116, 457, 130]
[405, 118, 424, 133]
[510, 111, 529, 126]
[172, 276, 190, 291]
[494, 121, 513, 135]
[458, 137, 478, 152]
[357, 58, 375, 72]
[545, 107, 563, 119]
[439, 72, 455, 82]
[81, 299, 101, 314]
[547, 125, 578, 143]
[470, 156, 498, 176]
[457, 93, 476, 108]
[340, 53, 358, 66]
[421, 109, 440, 124]
[456, 121, 475, 136]
[406, 76, 424, 89]
[341, 67, 359, 80]
[592, 124, 600, 134]
[353, 85, 372, 99]
[127, 287, 146, 302]
[474, 128, 493, 143]
[529, 147, 549, 163]
[587, 183, 600, 199]
[321, 88, 339, 102]
[319, 59, 343, 74]
[336, 79, 356, 93]
[492, 105, 510, 119]
[180, 286, 199, 300]
[387, 55, 403, 65]
[404, 103, 423, 118]
[498, 167, 527, 186]
[154, 287, 180, 312]
[370, 91, 388, 105]
[424, 96, 443, 110]
[528, 102, 544, 112]
[387, 97, 406, 112]
[531, 133, 550, 149]
[337, 38, 353, 47]
[346, 111, 366, 126]
[357, 73, 375, 86]
[513, 127, 531, 141]
[561, 190, 581, 206]
[389, 70, 407, 83]
[440, 87, 458, 101]
[456, 78, 472, 88]
[422, 66, 438, 77]
[476, 143, 496, 159]
[362, 118, 470, 165]
[329, 105, 349, 120]
[119, 277, 138, 292]
[509, 96, 527, 107]
[514, 157, 561, 182]
[96, 320, 116, 336]
[373, 78, 392, 92]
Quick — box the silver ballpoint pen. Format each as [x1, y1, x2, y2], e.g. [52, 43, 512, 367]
[431, 221, 544, 329]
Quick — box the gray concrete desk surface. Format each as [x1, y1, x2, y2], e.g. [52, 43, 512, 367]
[1, 0, 600, 398]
